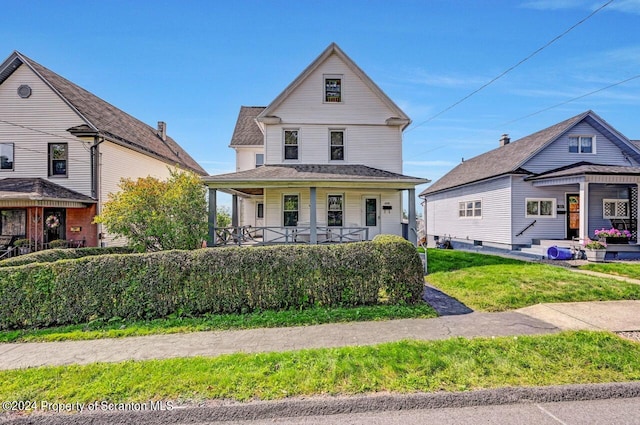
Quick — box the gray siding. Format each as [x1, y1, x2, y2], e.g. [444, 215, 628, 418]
[523, 122, 640, 173]
[425, 176, 511, 245]
[511, 177, 572, 244]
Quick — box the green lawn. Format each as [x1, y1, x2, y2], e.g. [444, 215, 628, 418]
[0, 304, 437, 343]
[426, 250, 640, 311]
[1, 331, 638, 406]
[580, 262, 640, 280]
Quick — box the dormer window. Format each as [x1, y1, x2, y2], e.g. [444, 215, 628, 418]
[324, 75, 342, 103]
[569, 136, 594, 154]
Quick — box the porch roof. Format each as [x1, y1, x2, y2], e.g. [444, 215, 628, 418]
[203, 164, 429, 193]
[0, 178, 96, 207]
[525, 162, 640, 186]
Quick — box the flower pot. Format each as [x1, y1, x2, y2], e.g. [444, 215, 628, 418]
[585, 248, 606, 262]
[604, 237, 630, 245]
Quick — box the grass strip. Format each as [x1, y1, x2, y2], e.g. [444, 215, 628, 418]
[426, 254, 640, 311]
[1, 331, 638, 405]
[580, 263, 640, 280]
[0, 304, 437, 343]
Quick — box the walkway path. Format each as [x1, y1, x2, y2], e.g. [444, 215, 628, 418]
[1, 300, 639, 371]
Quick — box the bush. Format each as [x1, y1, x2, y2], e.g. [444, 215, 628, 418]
[0, 246, 134, 268]
[0, 237, 423, 330]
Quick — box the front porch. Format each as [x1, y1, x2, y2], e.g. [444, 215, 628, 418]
[203, 164, 429, 247]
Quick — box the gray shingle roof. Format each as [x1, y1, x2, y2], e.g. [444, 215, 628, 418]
[420, 111, 591, 196]
[204, 164, 428, 184]
[7, 52, 207, 176]
[0, 178, 96, 202]
[230, 106, 265, 147]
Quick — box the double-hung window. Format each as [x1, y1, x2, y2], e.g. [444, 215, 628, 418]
[458, 200, 481, 218]
[568, 136, 594, 154]
[603, 199, 629, 219]
[327, 194, 343, 226]
[526, 199, 556, 218]
[324, 75, 342, 103]
[48, 143, 68, 176]
[0, 143, 14, 170]
[329, 130, 344, 161]
[284, 130, 299, 160]
[283, 195, 299, 227]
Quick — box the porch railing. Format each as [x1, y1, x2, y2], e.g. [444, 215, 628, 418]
[211, 226, 369, 247]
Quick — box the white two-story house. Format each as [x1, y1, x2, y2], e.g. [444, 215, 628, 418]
[0, 51, 206, 251]
[204, 43, 429, 245]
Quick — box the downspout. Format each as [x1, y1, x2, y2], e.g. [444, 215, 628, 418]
[90, 136, 105, 246]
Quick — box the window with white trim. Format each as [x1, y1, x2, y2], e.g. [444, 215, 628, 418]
[284, 130, 299, 160]
[48, 143, 68, 176]
[255, 153, 264, 167]
[568, 135, 594, 154]
[283, 195, 299, 226]
[603, 199, 629, 219]
[458, 200, 481, 218]
[327, 194, 343, 226]
[0, 143, 14, 170]
[329, 130, 344, 161]
[324, 75, 342, 103]
[526, 198, 556, 218]
[256, 202, 264, 219]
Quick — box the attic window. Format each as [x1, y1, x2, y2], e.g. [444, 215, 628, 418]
[324, 76, 342, 103]
[569, 136, 594, 154]
[17, 85, 32, 99]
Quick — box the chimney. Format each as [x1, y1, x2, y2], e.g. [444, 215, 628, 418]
[499, 133, 510, 147]
[157, 121, 166, 142]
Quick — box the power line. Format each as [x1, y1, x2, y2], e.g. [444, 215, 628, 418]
[406, 0, 614, 133]
[497, 73, 640, 127]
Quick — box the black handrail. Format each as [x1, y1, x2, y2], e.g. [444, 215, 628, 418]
[515, 220, 536, 237]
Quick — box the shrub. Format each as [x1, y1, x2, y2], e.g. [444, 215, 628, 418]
[0, 237, 423, 330]
[0, 246, 134, 268]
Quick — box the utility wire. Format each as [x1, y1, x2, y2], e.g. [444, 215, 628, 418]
[406, 0, 614, 133]
[497, 73, 640, 127]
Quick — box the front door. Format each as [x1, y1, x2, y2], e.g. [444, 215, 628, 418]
[43, 208, 65, 243]
[567, 194, 580, 239]
[363, 196, 380, 240]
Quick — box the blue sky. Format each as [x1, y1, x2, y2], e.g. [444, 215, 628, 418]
[2, 0, 639, 200]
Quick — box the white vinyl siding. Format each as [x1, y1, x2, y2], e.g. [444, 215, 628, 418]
[235, 147, 265, 172]
[0, 64, 91, 195]
[98, 141, 176, 246]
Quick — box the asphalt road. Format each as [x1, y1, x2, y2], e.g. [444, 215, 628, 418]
[3, 383, 640, 425]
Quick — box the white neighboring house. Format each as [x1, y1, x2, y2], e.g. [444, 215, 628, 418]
[204, 43, 429, 245]
[0, 51, 206, 250]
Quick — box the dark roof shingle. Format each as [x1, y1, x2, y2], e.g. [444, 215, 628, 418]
[230, 106, 265, 147]
[14, 52, 207, 175]
[420, 111, 590, 196]
[0, 178, 96, 202]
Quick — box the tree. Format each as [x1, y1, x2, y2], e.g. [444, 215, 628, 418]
[216, 206, 232, 228]
[94, 168, 208, 251]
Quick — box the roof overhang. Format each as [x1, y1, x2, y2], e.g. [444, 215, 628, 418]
[0, 178, 96, 207]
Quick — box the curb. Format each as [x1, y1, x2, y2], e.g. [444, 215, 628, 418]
[4, 382, 640, 424]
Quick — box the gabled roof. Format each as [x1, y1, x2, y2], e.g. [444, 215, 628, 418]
[0, 51, 207, 175]
[0, 178, 96, 203]
[420, 110, 638, 196]
[229, 106, 265, 147]
[256, 43, 410, 129]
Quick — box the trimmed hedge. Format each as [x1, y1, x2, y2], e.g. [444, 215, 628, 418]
[0, 247, 134, 268]
[0, 236, 423, 330]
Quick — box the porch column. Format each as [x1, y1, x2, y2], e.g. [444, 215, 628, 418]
[310, 187, 317, 244]
[408, 188, 417, 245]
[579, 182, 589, 242]
[232, 194, 239, 227]
[207, 188, 217, 247]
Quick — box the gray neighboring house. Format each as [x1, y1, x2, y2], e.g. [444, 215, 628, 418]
[419, 110, 640, 253]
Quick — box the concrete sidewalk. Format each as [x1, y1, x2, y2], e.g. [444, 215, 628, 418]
[0, 300, 638, 371]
